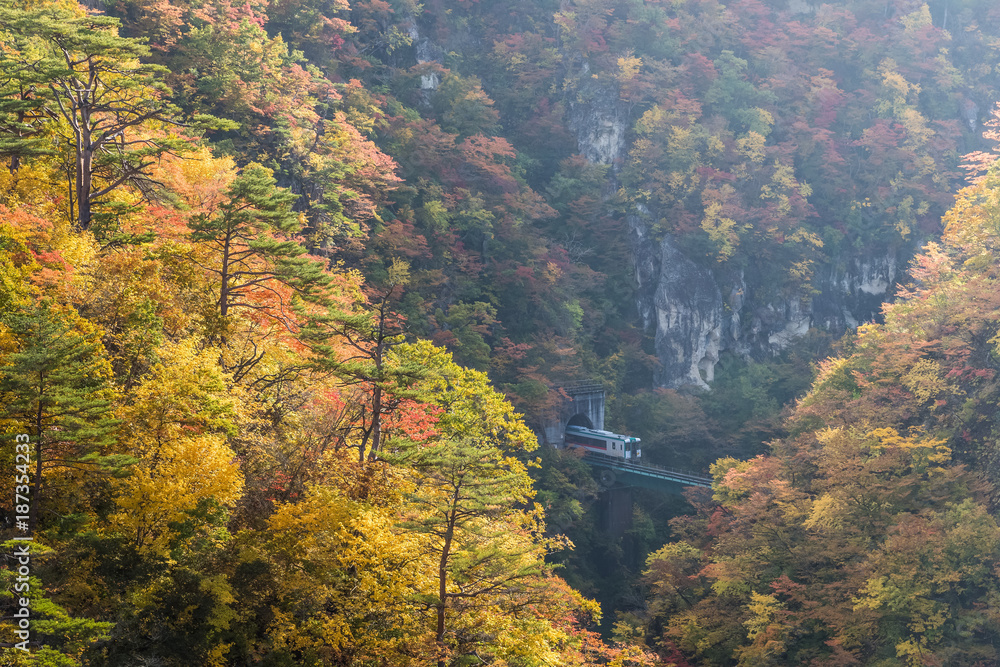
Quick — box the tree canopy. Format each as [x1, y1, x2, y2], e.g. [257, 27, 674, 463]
[7, 0, 1000, 665]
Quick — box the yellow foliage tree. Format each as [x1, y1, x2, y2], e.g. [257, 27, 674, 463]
[111, 338, 244, 554]
[263, 467, 433, 665]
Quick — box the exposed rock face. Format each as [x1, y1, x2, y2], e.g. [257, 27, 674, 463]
[786, 0, 818, 14]
[406, 18, 443, 91]
[654, 238, 723, 390]
[644, 242, 901, 389]
[623, 183, 899, 390]
[960, 97, 980, 132]
[812, 254, 898, 332]
[566, 74, 629, 166]
[567, 84, 903, 390]
[628, 206, 660, 331]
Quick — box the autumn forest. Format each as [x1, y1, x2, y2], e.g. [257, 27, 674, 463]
[3, 0, 1000, 664]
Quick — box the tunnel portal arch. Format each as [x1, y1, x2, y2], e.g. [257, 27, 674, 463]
[540, 382, 605, 446]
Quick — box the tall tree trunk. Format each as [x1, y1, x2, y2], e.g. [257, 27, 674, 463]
[436, 504, 457, 667]
[368, 336, 385, 462]
[28, 371, 43, 534]
[9, 107, 23, 175]
[219, 229, 232, 356]
[220, 231, 231, 320]
[368, 383, 382, 462]
[76, 80, 94, 229]
[77, 145, 92, 229]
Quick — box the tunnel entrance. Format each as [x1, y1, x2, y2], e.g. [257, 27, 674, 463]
[540, 382, 605, 446]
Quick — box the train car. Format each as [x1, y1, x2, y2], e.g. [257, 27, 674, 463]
[565, 425, 642, 461]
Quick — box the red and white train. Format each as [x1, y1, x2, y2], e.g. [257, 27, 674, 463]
[565, 425, 642, 461]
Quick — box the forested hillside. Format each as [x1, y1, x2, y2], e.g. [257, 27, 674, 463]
[97, 0, 1000, 427]
[0, 2, 633, 665]
[4, 0, 1000, 665]
[638, 153, 1000, 664]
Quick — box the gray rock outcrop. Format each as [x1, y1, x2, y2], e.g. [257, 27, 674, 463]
[568, 85, 902, 390]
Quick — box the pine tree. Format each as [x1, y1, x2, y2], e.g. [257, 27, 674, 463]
[188, 162, 328, 378]
[0, 300, 122, 532]
[0, 67, 52, 176]
[298, 264, 423, 465]
[0, 4, 230, 230]
[397, 437, 553, 667]
[0, 543, 114, 661]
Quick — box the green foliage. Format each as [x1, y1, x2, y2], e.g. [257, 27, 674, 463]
[188, 161, 309, 311]
[298, 279, 424, 465]
[0, 3, 211, 230]
[88, 564, 238, 666]
[0, 2, 615, 665]
[397, 436, 549, 666]
[188, 161, 331, 379]
[9, 0, 1000, 664]
[0, 541, 114, 664]
[0, 300, 124, 531]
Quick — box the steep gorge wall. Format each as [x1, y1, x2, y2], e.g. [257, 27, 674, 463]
[408, 11, 918, 392]
[568, 85, 903, 390]
[638, 209, 900, 390]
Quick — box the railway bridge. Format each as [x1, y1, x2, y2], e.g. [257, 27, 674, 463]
[582, 452, 712, 494]
[542, 383, 713, 496]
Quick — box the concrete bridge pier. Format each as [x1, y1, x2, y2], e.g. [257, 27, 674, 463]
[602, 486, 633, 538]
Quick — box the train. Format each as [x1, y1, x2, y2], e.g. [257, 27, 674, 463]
[564, 425, 642, 461]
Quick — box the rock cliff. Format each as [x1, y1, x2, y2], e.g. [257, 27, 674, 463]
[570, 85, 903, 390]
[644, 222, 901, 390]
[566, 70, 630, 166]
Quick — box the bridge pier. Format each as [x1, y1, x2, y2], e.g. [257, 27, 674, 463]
[602, 486, 633, 538]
